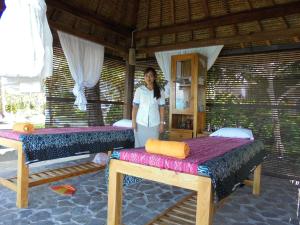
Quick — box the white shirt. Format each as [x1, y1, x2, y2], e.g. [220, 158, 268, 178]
[133, 85, 165, 127]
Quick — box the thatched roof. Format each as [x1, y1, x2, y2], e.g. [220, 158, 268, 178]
[1, 0, 300, 57]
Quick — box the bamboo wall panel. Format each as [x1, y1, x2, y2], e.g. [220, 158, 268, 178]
[161, 0, 174, 26]
[193, 28, 211, 40]
[237, 21, 261, 35]
[285, 14, 300, 27]
[261, 18, 288, 31]
[207, 0, 228, 17]
[228, 0, 251, 13]
[174, 0, 189, 24]
[190, 0, 206, 20]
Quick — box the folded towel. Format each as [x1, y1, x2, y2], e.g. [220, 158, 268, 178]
[145, 139, 190, 159]
[50, 184, 76, 196]
[13, 123, 35, 133]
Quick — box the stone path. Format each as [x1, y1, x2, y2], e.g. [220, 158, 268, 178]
[0, 160, 299, 225]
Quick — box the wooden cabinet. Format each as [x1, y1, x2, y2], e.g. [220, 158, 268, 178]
[169, 53, 207, 141]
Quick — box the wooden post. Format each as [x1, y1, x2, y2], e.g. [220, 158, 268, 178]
[196, 180, 213, 225]
[107, 161, 123, 225]
[253, 164, 262, 196]
[16, 145, 29, 208]
[123, 60, 135, 119]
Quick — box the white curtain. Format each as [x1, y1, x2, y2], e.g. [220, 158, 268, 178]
[0, 0, 53, 78]
[58, 31, 105, 111]
[1, 77, 44, 93]
[155, 45, 223, 97]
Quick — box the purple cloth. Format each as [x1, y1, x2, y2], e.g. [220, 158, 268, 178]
[0, 126, 130, 141]
[119, 137, 252, 175]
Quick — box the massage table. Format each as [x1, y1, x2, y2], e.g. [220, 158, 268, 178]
[0, 126, 134, 208]
[107, 136, 264, 225]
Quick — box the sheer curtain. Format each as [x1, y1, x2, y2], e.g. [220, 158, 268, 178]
[0, 0, 53, 78]
[155, 45, 223, 97]
[58, 31, 105, 111]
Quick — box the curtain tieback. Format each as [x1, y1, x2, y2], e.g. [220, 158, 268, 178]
[73, 83, 87, 111]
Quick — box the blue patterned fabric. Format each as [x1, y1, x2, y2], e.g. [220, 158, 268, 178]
[20, 129, 134, 164]
[109, 140, 265, 201]
[197, 140, 264, 200]
[197, 141, 264, 188]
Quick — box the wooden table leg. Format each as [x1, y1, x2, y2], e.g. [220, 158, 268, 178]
[107, 161, 123, 225]
[16, 146, 29, 208]
[253, 164, 262, 196]
[196, 180, 213, 225]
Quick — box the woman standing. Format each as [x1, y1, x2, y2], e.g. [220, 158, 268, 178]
[132, 67, 165, 147]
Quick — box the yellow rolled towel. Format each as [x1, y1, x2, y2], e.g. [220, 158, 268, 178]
[13, 123, 35, 133]
[145, 139, 190, 159]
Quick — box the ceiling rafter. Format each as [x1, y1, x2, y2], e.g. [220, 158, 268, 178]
[49, 20, 128, 55]
[138, 27, 300, 53]
[271, 0, 299, 44]
[159, 0, 163, 44]
[132, 0, 140, 28]
[186, 0, 193, 40]
[170, 0, 176, 43]
[223, 1, 244, 48]
[201, 0, 215, 39]
[95, 0, 104, 14]
[136, 1, 300, 39]
[247, 0, 271, 46]
[145, 0, 151, 46]
[119, 0, 128, 26]
[46, 0, 133, 39]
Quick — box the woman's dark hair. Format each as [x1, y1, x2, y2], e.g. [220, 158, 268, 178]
[144, 67, 161, 99]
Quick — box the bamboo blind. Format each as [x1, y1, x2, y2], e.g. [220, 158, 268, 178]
[207, 50, 300, 180]
[45, 47, 126, 127]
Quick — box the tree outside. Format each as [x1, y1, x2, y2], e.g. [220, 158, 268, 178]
[207, 57, 300, 178]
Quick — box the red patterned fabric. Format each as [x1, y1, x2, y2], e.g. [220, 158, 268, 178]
[119, 137, 252, 175]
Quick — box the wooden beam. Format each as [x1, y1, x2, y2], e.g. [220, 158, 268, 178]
[159, 0, 163, 44]
[139, 27, 300, 53]
[202, 0, 215, 39]
[294, 37, 300, 43]
[132, 0, 140, 27]
[187, 0, 193, 40]
[117, 0, 127, 25]
[170, 0, 176, 42]
[145, 0, 151, 46]
[170, 0, 175, 23]
[219, 43, 300, 56]
[247, 0, 271, 48]
[224, 0, 242, 47]
[49, 20, 128, 55]
[136, 1, 300, 39]
[46, 0, 132, 39]
[95, 0, 104, 14]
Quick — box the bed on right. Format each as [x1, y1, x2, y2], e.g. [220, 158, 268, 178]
[107, 135, 265, 225]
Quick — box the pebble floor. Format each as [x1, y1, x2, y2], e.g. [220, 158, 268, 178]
[0, 160, 299, 225]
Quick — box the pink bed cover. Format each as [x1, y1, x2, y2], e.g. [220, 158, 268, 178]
[0, 126, 131, 141]
[119, 137, 252, 175]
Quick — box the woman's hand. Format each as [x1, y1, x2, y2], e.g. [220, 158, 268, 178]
[159, 123, 164, 133]
[132, 121, 137, 131]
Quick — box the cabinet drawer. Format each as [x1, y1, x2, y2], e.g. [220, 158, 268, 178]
[169, 130, 192, 141]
